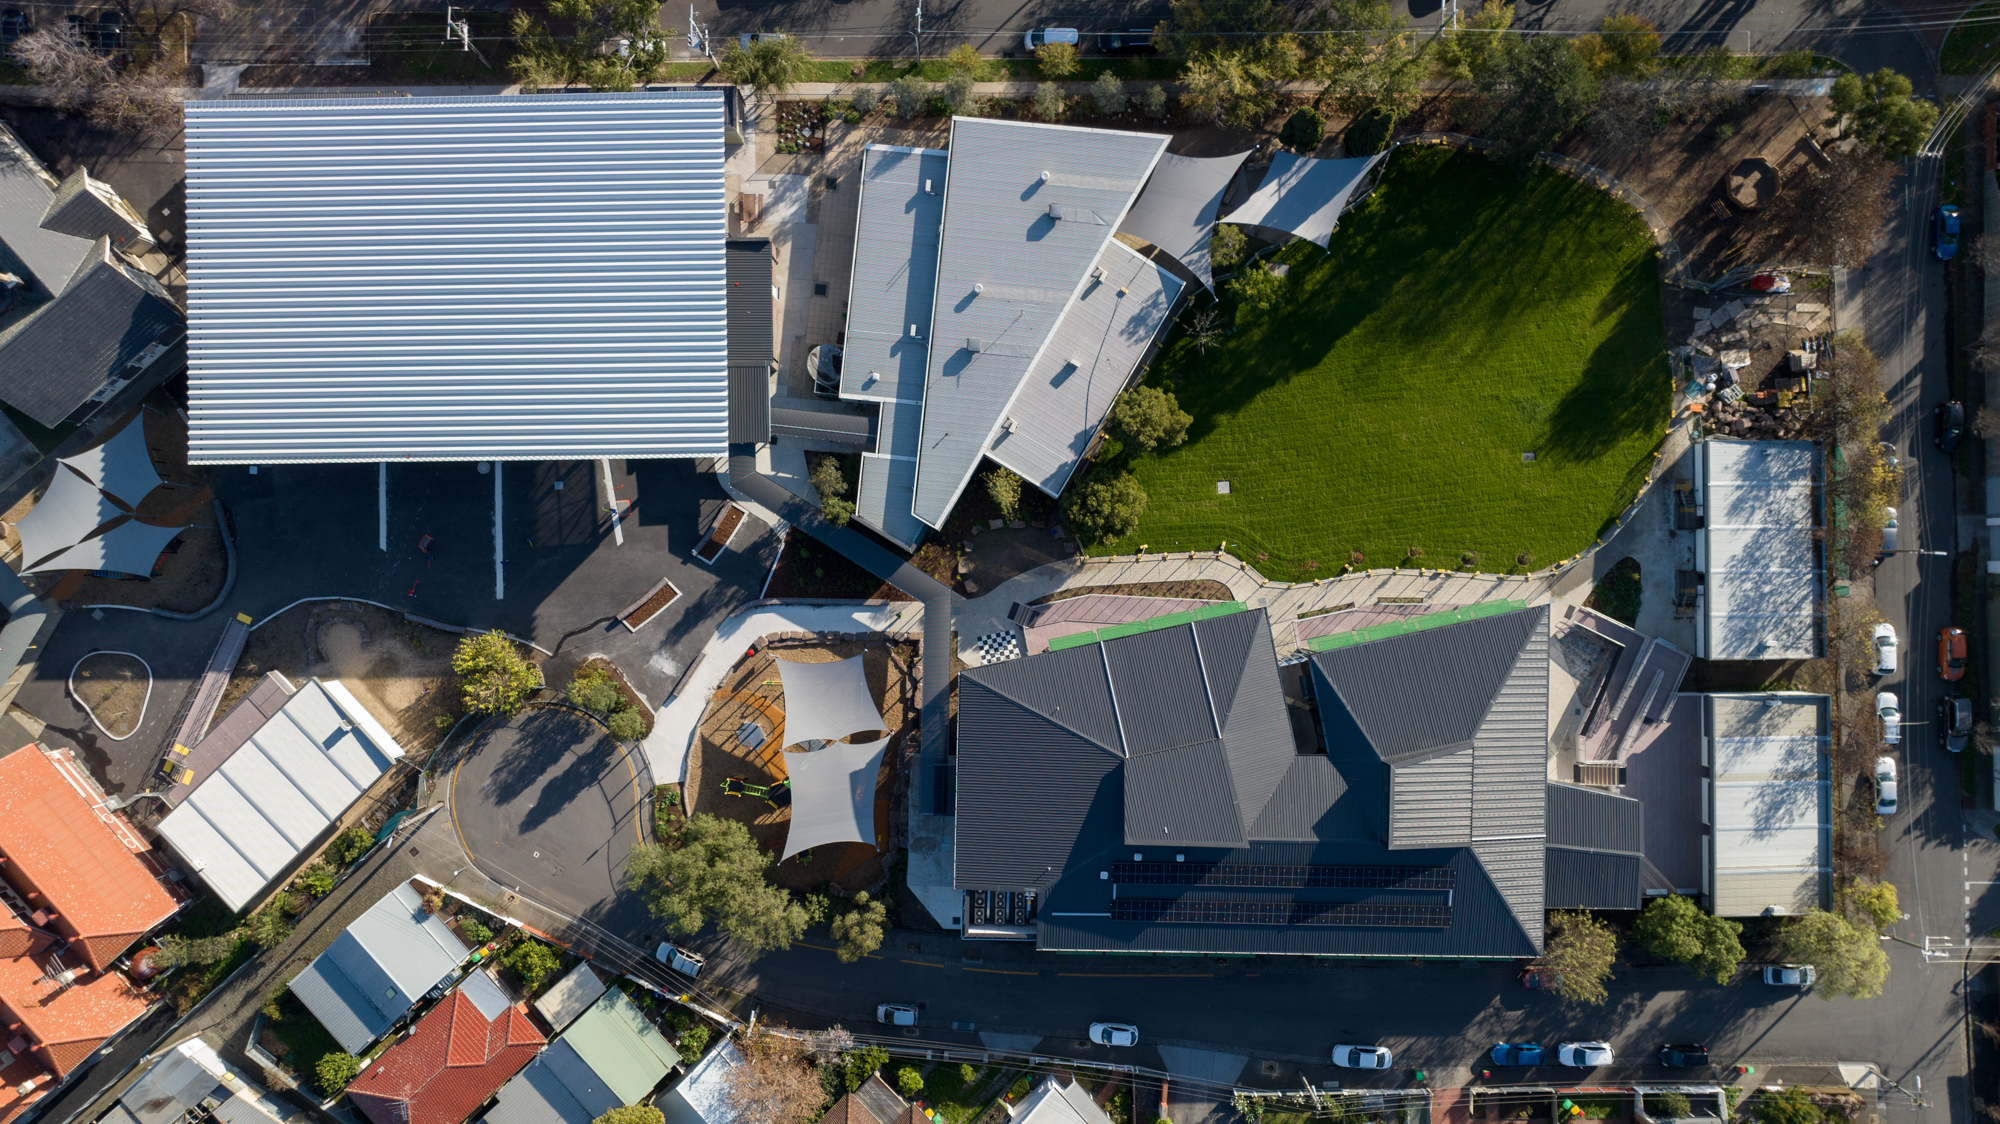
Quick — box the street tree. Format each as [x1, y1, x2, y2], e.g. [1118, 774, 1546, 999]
[1475, 35, 1600, 160]
[1109, 386, 1193, 453]
[1036, 40, 1079, 77]
[830, 892, 887, 963]
[1572, 12, 1660, 79]
[509, 0, 672, 91]
[1540, 910, 1617, 1004]
[1157, 0, 1293, 55]
[1754, 148, 1895, 269]
[1829, 68, 1937, 158]
[1772, 909, 1890, 999]
[944, 43, 995, 79]
[1631, 894, 1745, 983]
[1091, 71, 1129, 115]
[727, 1028, 829, 1124]
[1842, 880, 1899, 930]
[1431, 0, 1512, 80]
[1066, 473, 1148, 544]
[594, 1108, 666, 1124]
[8, 23, 185, 132]
[624, 814, 809, 958]
[10, 26, 111, 111]
[1178, 39, 1300, 128]
[1303, 0, 1421, 121]
[452, 630, 542, 716]
[719, 32, 817, 97]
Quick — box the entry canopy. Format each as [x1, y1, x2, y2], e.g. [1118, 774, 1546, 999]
[61, 417, 161, 510]
[1117, 150, 1253, 290]
[1220, 152, 1387, 248]
[781, 736, 891, 859]
[14, 464, 126, 569]
[25, 517, 185, 576]
[775, 655, 887, 748]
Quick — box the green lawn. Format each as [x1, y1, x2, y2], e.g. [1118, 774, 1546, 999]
[1943, 0, 2000, 74]
[1101, 146, 1670, 579]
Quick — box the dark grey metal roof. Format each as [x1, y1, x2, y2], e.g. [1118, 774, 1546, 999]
[1124, 740, 1245, 848]
[0, 241, 183, 427]
[770, 405, 872, 445]
[42, 169, 147, 252]
[1309, 608, 1539, 766]
[484, 1048, 600, 1124]
[0, 122, 94, 294]
[726, 239, 773, 444]
[1104, 625, 1215, 754]
[1543, 849, 1642, 911]
[954, 673, 1122, 891]
[1547, 781, 1644, 853]
[1247, 755, 1350, 841]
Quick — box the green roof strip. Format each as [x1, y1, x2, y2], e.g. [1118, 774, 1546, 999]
[1195, 602, 1249, 620]
[1098, 621, 1151, 641]
[1035, 601, 1251, 652]
[1046, 631, 1097, 652]
[1306, 600, 1529, 652]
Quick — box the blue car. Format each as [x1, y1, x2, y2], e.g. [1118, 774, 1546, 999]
[1936, 204, 1961, 260]
[1490, 1043, 1545, 1066]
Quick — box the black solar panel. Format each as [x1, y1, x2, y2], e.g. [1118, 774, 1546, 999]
[1112, 898, 1453, 927]
[1110, 862, 1456, 890]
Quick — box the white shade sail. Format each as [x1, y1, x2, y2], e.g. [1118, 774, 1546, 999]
[61, 416, 161, 509]
[14, 464, 126, 568]
[775, 655, 887, 748]
[1116, 150, 1252, 290]
[26, 517, 185, 576]
[781, 736, 891, 859]
[1221, 152, 1386, 248]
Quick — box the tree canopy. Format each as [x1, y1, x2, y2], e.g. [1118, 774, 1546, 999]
[1475, 35, 1601, 160]
[1830, 68, 1937, 158]
[719, 33, 819, 96]
[830, 892, 887, 963]
[1541, 910, 1617, 1004]
[1067, 472, 1149, 543]
[1573, 13, 1660, 79]
[510, 0, 671, 91]
[1773, 909, 1889, 999]
[453, 630, 542, 715]
[727, 1029, 828, 1124]
[624, 815, 809, 958]
[594, 1108, 666, 1124]
[1110, 386, 1194, 453]
[1432, 0, 1513, 81]
[1631, 894, 1745, 983]
[1303, 0, 1422, 120]
[1754, 149, 1895, 269]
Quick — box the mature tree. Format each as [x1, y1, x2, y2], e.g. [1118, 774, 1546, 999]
[984, 468, 1022, 521]
[1066, 472, 1148, 543]
[503, 939, 561, 989]
[1843, 880, 1900, 930]
[594, 1107, 667, 1124]
[1431, 0, 1513, 81]
[1572, 12, 1660, 79]
[1157, 0, 1294, 55]
[1179, 38, 1300, 127]
[453, 630, 542, 715]
[1540, 910, 1617, 1004]
[625, 815, 809, 958]
[510, 0, 671, 91]
[1345, 106, 1395, 154]
[830, 892, 886, 962]
[105, 0, 235, 56]
[1754, 149, 1894, 270]
[1830, 68, 1937, 158]
[728, 1028, 830, 1124]
[1033, 81, 1068, 121]
[95, 64, 187, 132]
[1773, 909, 1890, 999]
[1228, 265, 1285, 315]
[1476, 35, 1600, 160]
[1799, 331, 1890, 447]
[316, 1053, 360, 1095]
[1210, 224, 1248, 272]
[840, 1045, 890, 1092]
[810, 456, 853, 528]
[149, 933, 240, 971]
[1036, 40, 1079, 77]
[896, 1067, 925, 1097]
[1280, 107, 1325, 153]
[887, 75, 930, 118]
[11, 26, 112, 112]
[1091, 71, 1129, 115]
[718, 32, 817, 96]
[1109, 386, 1193, 453]
[1304, 0, 1421, 120]
[1632, 894, 1746, 983]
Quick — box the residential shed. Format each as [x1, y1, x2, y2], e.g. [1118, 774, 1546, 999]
[288, 883, 470, 1054]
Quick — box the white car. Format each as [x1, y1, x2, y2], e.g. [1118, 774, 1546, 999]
[1871, 622, 1898, 675]
[1875, 756, 1898, 816]
[654, 943, 704, 977]
[1877, 692, 1901, 744]
[1331, 1045, 1393, 1069]
[876, 1003, 917, 1026]
[1024, 27, 1079, 50]
[1089, 1022, 1138, 1047]
[1763, 964, 1816, 987]
[1558, 1042, 1613, 1068]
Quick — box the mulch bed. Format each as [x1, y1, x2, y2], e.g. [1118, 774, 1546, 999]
[1032, 579, 1237, 606]
[765, 530, 914, 601]
[694, 504, 744, 563]
[621, 577, 682, 630]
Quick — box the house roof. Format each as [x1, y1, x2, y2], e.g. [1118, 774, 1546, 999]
[0, 745, 178, 965]
[1010, 1078, 1112, 1124]
[41, 169, 148, 251]
[289, 883, 469, 1055]
[0, 945, 153, 1071]
[556, 987, 679, 1105]
[0, 122, 92, 296]
[529, 963, 607, 1035]
[181, 93, 729, 465]
[910, 118, 1168, 528]
[658, 1040, 742, 1124]
[818, 1076, 908, 1124]
[347, 988, 543, 1124]
[157, 678, 405, 912]
[1706, 693, 1830, 917]
[1694, 439, 1822, 660]
[726, 239, 772, 445]
[0, 238, 183, 428]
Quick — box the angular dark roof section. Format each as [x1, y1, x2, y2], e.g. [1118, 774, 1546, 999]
[1545, 849, 1642, 910]
[954, 675, 1123, 891]
[1199, 610, 1295, 825]
[1544, 781, 1644, 911]
[1247, 755, 1353, 841]
[0, 240, 182, 427]
[1123, 740, 1245, 848]
[1309, 608, 1540, 764]
[1102, 626, 1215, 755]
[726, 239, 773, 444]
[41, 171, 144, 252]
[970, 642, 1123, 754]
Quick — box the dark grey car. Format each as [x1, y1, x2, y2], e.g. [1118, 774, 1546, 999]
[1941, 695, 1973, 753]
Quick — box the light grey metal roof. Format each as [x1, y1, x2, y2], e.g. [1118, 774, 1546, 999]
[531, 962, 608, 1033]
[726, 239, 773, 444]
[157, 678, 404, 911]
[289, 882, 469, 1054]
[1221, 152, 1384, 247]
[1694, 439, 1822, 660]
[986, 239, 1182, 497]
[1706, 692, 1830, 916]
[912, 119, 1168, 528]
[1116, 150, 1250, 289]
[42, 169, 150, 253]
[0, 121, 93, 294]
[782, 735, 890, 859]
[182, 93, 728, 464]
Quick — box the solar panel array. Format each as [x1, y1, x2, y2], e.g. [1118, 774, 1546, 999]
[1112, 899, 1453, 928]
[1110, 862, 1456, 890]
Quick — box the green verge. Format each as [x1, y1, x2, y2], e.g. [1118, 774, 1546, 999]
[1095, 146, 1670, 580]
[1944, 0, 2000, 74]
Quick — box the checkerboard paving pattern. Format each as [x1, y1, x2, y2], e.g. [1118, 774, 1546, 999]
[969, 630, 1024, 665]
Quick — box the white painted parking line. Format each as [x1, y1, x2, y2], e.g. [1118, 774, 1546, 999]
[493, 461, 505, 600]
[378, 462, 388, 551]
[600, 458, 624, 547]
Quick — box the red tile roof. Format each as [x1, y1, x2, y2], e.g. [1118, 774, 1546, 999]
[347, 989, 544, 1124]
[0, 747, 177, 971]
[0, 1044, 55, 1124]
[0, 944, 153, 1078]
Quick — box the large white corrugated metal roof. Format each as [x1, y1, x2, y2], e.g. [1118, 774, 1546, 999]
[1695, 439, 1822, 660]
[182, 93, 728, 464]
[1706, 693, 1829, 917]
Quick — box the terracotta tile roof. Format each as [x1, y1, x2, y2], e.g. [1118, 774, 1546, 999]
[0, 945, 153, 1077]
[0, 1044, 55, 1124]
[0, 747, 177, 970]
[348, 989, 544, 1124]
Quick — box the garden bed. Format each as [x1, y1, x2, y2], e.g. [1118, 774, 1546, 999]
[71, 651, 150, 739]
[620, 577, 683, 631]
[577, 658, 654, 738]
[694, 503, 745, 564]
[764, 530, 915, 601]
[1032, 579, 1237, 605]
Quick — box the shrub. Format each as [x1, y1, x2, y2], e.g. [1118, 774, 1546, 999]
[1279, 107, 1325, 153]
[297, 862, 337, 897]
[842, 1045, 891, 1092]
[1210, 224, 1247, 272]
[896, 1066, 925, 1097]
[888, 76, 929, 118]
[1066, 472, 1148, 543]
[1036, 40, 1078, 77]
[679, 1024, 712, 1056]
[245, 899, 294, 949]
[1091, 72, 1128, 115]
[851, 85, 881, 114]
[316, 1052, 360, 1095]
[452, 630, 541, 716]
[959, 1063, 977, 1085]
[1228, 265, 1285, 315]
[149, 933, 241, 971]
[1033, 81, 1067, 121]
[505, 939, 561, 990]
[1645, 1093, 1694, 1119]
[944, 71, 982, 115]
[594, 1108, 666, 1124]
[607, 707, 649, 742]
[1139, 83, 1170, 117]
[1345, 106, 1394, 155]
[1753, 1087, 1821, 1124]
[460, 917, 494, 943]
[569, 669, 622, 713]
[985, 468, 1022, 520]
[844, 109, 861, 124]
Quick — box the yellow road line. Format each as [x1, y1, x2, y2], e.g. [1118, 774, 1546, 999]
[901, 959, 947, 968]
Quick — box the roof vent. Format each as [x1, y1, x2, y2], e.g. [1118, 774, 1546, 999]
[924, 178, 935, 194]
[967, 338, 986, 353]
[1048, 203, 1065, 220]
[973, 283, 984, 294]
[1003, 416, 1017, 434]
[1090, 266, 1105, 281]
[909, 323, 923, 340]
[1040, 171, 1051, 181]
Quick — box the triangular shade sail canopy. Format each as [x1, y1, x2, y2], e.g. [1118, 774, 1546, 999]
[781, 736, 891, 859]
[25, 517, 185, 576]
[61, 417, 161, 509]
[775, 655, 887, 748]
[14, 464, 127, 568]
[1117, 150, 1252, 290]
[1221, 152, 1386, 248]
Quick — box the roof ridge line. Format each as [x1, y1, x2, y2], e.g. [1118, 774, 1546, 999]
[961, 673, 1123, 759]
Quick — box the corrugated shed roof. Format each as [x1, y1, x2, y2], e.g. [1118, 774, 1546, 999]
[288, 883, 469, 1054]
[530, 963, 606, 1034]
[1695, 440, 1821, 660]
[347, 989, 543, 1124]
[726, 239, 772, 444]
[984, 240, 1181, 497]
[1116, 151, 1250, 290]
[911, 119, 1167, 527]
[0, 242, 184, 428]
[1706, 693, 1829, 917]
[182, 93, 728, 464]
[560, 988, 679, 1105]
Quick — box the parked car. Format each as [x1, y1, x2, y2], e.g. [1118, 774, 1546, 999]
[1879, 506, 1899, 557]
[1557, 1042, 1613, 1068]
[1877, 440, 1901, 470]
[1490, 1044, 1544, 1067]
[1940, 626, 1967, 681]
[1024, 27, 1079, 50]
[1875, 756, 1898, 816]
[1941, 695, 1973, 753]
[1872, 622, 1898, 676]
[1089, 1022, 1138, 1047]
[654, 943, 704, 977]
[1332, 1045, 1394, 1069]
[1936, 204, 1962, 260]
[738, 30, 786, 48]
[1096, 28, 1155, 52]
[1877, 692, 1901, 744]
[1938, 401, 1966, 453]
[1763, 964, 1816, 987]
[877, 1004, 917, 1026]
[1659, 1044, 1710, 1067]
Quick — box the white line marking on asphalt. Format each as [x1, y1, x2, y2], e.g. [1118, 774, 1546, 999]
[493, 461, 505, 600]
[600, 458, 624, 546]
[378, 462, 387, 551]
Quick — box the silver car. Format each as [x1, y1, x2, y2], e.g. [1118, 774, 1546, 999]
[1558, 1042, 1613, 1068]
[1763, 964, 1816, 987]
[1089, 1022, 1137, 1047]
[1332, 1045, 1393, 1069]
[1875, 756, 1898, 816]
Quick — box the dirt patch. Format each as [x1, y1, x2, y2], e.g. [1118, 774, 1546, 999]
[222, 601, 466, 758]
[685, 637, 919, 894]
[72, 651, 149, 738]
[1032, 579, 1238, 605]
[765, 529, 915, 601]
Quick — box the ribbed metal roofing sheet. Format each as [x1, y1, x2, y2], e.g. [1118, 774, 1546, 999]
[182, 93, 728, 464]
[839, 145, 946, 404]
[1694, 439, 1822, 659]
[1705, 693, 1830, 917]
[912, 119, 1167, 527]
[1546, 781, 1644, 853]
[726, 239, 773, 444]
[289, 883, 467, 1053]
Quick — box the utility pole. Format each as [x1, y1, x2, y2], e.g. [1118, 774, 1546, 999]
[912, 0, 922, 60]
[443, 6, 489, 64]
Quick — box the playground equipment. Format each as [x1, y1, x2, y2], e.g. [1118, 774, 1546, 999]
[720, 775, 792, 808]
